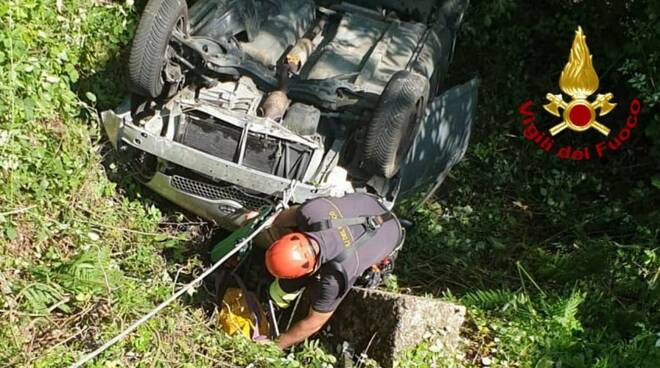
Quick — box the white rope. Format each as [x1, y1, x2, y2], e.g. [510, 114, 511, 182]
[280, 179, 298, 207]
[70, 205, 285, 368]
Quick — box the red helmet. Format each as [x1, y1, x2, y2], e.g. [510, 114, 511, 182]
[265, 232, 317, 279]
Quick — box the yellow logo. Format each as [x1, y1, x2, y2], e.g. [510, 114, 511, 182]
[328, 210, 351, 247]
[544, 26, 616, 136]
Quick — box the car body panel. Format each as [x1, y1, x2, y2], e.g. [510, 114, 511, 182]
[303, 11, 447, 95]
[339, 0, 439, 23]
[398, 77, 479, 199]
[188, 0, 456, 97]
[240, 0, 317, 67]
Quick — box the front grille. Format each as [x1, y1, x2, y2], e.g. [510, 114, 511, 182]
[170, 175, 272, 210]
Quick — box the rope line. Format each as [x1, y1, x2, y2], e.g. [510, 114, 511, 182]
[69, 179, 299, 367]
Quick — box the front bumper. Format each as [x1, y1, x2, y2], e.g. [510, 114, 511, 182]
[101, 100, 338, 225]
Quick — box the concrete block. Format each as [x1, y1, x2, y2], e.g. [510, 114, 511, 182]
[326, 287, 465, 367]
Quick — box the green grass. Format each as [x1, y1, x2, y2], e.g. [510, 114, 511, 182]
[0, 1, 337, 366]
[393, 1, 660, 366]
[1, 0, 659, 367]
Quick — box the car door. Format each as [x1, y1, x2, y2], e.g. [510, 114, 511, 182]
[397, 78, 479, 202]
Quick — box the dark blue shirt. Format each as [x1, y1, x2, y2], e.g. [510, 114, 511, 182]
[281, 193, 401, 312]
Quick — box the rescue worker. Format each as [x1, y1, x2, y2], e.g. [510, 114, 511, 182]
[257, 192, 404, 349]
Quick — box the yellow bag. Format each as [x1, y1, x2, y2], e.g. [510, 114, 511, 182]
[218, 288, 269, 339]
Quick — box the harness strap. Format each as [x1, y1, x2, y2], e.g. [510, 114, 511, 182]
[304, 212, 395, 232]
[302, 203, 400, 295]
[325, 227, 380, 295]
[332, 227, 379, 263]
[325, 260, 350, 296]
[315, 212, 395, 295]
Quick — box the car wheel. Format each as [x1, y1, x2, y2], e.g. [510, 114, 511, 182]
[129, 0, 188, 98]
[362, 71, 430, 178]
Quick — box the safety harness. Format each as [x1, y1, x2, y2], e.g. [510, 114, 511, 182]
[303, 208, 404, 294]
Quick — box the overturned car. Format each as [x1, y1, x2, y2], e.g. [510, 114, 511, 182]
[102, 0, 478, 229]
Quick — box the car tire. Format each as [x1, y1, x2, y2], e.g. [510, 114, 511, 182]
[129, 0, 188, 98]
[362, 71, 430, 178]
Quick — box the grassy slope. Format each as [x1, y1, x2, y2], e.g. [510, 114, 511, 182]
[396, 1, 660, 366]
[1, 1, 658, 367]
[0, 1, 328, 367]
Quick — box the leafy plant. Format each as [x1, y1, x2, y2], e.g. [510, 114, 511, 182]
[17, 281, 69, 314]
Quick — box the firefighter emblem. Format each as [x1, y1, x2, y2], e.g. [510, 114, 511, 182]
[544, 26, 616, 136]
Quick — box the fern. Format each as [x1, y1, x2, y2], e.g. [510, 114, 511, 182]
[463, 289, 514, 309]
[547, 291, 584, 333]
[463, 288, 537, 315]
[54, 247, 122, 295]
[24, 247, 123, 314]
[18, 282, 70, 314]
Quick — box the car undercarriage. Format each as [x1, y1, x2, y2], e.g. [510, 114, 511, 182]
[101, 0, 478, 229]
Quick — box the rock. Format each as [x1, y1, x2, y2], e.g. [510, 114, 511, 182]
[325, 287, 465, 367]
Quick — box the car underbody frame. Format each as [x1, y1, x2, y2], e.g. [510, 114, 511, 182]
[102, 0, 477, 228]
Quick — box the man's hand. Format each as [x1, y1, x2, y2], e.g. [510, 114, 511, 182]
[241, 205, 302, 228]
[275, 308, 333, 349]
[229, 210, 262, 228]
[239, 210, 273, 228]
[254, 336, 276, 345]
[244, 211, 260, 222]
